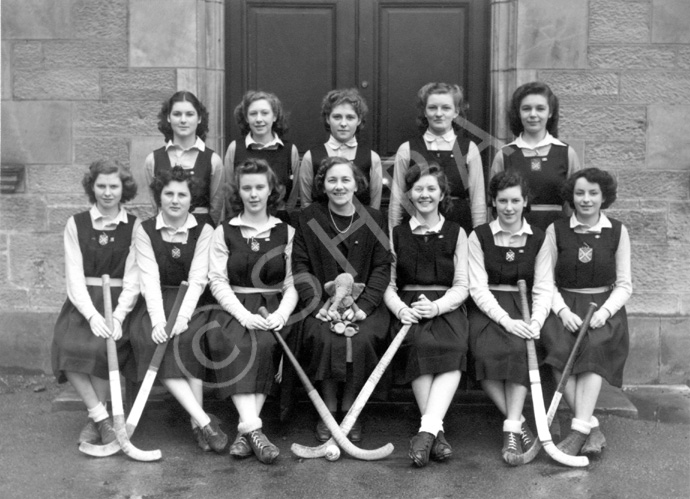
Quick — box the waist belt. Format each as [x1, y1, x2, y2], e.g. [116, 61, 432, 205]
[402, 285, 450, 291]
[488, 284, 519, 292]
[85, 277, 123, 287]
[530, 204, 562, 212]
[231, 285, 281, 294]
[561, 286, 611, 294]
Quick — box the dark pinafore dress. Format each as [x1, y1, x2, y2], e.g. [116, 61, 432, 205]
[541, 218, 629, 387]
[206, 222, 291, 399]
[129, 219, 209, 381]
[310, 145, 373, 206]
[153, 146, 215, 227]
[52, 211, 135, 383]
[468, 223, 545, 387]
[391, 221, 469, 385]
[409, 135, 472, 235]
[502, 143, 569, 231]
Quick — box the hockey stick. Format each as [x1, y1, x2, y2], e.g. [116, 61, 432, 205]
[545, 302, 598, 425]
[517, 280, 589, 467]
[79, 282, 188, 457]
[292, 323, 411, 460]
[100, 274, 162, 461]
[258, 307, 393, 461]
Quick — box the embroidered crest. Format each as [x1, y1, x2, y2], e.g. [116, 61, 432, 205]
[578, 245, 593, 263]
[530, 158, 542, 171]
[250, 239, 260, 252]
[98, 233, 109, 246]
[171, 247, 182, 259]
[506, 249, 515, 262]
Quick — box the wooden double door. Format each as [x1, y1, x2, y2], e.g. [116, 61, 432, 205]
[225, 0, 490, 157]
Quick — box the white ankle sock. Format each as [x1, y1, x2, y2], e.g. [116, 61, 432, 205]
[590, 416, 599, 428]
[197, 414, 211, 428]
[571, 418, 592, 435]
[419, 415, 442, 437]
[87, 402, 109, 423]
[503, 419, 522, 434]
[238, 418, 262, 435]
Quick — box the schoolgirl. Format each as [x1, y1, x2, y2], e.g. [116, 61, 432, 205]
[293, 157, 391, 442]
[130, 166, 227, 453]
[384, 164, 469, 467]
[52, 159, 139, 445]
[389, 82, 486, 235]
[490, 81, 581, 231]
[541, 168, 632, 456]
[206, 158, 298, 464]
[144, 90, 225, 226]
[224, 90, 300, 223]
[298, 88, 383, 209]
[468, 171, 553, 465]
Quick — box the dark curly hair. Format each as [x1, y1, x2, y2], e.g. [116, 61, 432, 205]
[149, 165, 202, 209]
[234, 90, 289, 137]
[321, 88, 368, 134]
[416, 82, 468, 132]
[227, 158, 283, 216]
[404, 163, 453, 216]
[82, 159, 138, 204]
[562, 167, 617, 210]
[312, 156, 369, 204]
[508, 81, 559, 138]
[488, 170, 531, 219]
[157, 91, 210, 142]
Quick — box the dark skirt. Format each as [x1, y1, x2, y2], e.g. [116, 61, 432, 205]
[468, 290, 534, 387]
[300, 301, 390, 391]
[206, 292, 289, 399]
[52, 285, 132, 383]
[129, 286, 209, 381]
[541, 289, 629, 387]
[392, 290, 468, 385]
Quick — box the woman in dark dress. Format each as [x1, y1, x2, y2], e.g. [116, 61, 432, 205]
[207, 158, 298, 464]
[542, 168, 632, 456]
[130, 166, 227, 454]
[293, 156, 391, 443]
[52, 159, 139, 446]
[384, 164, 469, 467]
[468, 171, 553, 465]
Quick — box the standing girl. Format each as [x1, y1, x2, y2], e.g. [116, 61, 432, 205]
[541, 168, 631, 456]
[224, 90, 300, 223]
[490, 81, 581, 231]
[293, 157, 391, 442]
[468, 171, 553, 465]
[384, 164, 469, 467]
[52, 160, 140, 446]
[207, 158, 298, 465]
[389, 82, 486, 235]
[144, 90, 224, 226]
[130, 166, 227, 454]
[299, 88, 383, 209]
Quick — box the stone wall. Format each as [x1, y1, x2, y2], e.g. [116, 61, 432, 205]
[0, 0, 223, 373]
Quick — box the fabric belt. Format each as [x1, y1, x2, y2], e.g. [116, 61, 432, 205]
[561, 286, 611, 294]
[488, 284, 519, 292]
[530, 204, 562, 211]
[231, 285, 281, 294]
[402, 285, 450, 291]
[85, 277, 123, 287]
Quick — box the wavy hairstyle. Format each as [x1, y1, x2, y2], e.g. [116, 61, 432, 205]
[416, 82, 468, 132]
[82, 159, 138, 204]
[562, 167, 617, 210]
[320, 88, 368, 133]
[404, 163, 453, 215]
[226, 158, 283, 216]
[488, 170, 531, 218]
[233, 90, 289, 137]
[157, 91, 210, 143]
[508, 81, 559, 138]
[149, 165, 202, 209]
[312, 156, 369, 204]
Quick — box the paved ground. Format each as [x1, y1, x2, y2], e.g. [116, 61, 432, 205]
[0, 373, 689, 499]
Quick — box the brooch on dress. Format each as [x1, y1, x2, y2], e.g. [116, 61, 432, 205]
[249, 237, 260, 252]
[531, 158, 543, 171]
[171, 247, 182, 259]
[578, 243, 593, 263]
[506, 249, 515, 262]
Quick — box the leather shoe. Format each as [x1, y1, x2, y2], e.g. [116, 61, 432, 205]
[409, 431, 435, 467]
[556, 429, 588, 456]
[520, 422, 538, 454]
[315, 411, 337, 442]
[201, 420, 228, 454]
[501, 431, 523, 465]
[581, 426, 606, 455]
[245, 429, 280, 464]
[229, 432, 253, 458]
[430, 431, 452, 462]
[347, 418, 362, 443]
[192, 426, 211, 452]
[79, 420, 101, 445]
[96, 418, 117, 445]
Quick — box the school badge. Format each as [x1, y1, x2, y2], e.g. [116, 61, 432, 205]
[250, 239, 260, 252]
[531, 158, 542, 171]
[506, 249, 515, 262]
[171, 246, 181, 259]
[98, 233, 109, 246]
[578, 245, 593, 263]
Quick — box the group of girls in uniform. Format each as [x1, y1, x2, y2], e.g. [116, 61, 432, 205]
[52, 80, 631, 468]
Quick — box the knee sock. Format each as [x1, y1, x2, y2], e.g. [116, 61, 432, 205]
[87, 402, 109, 423]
